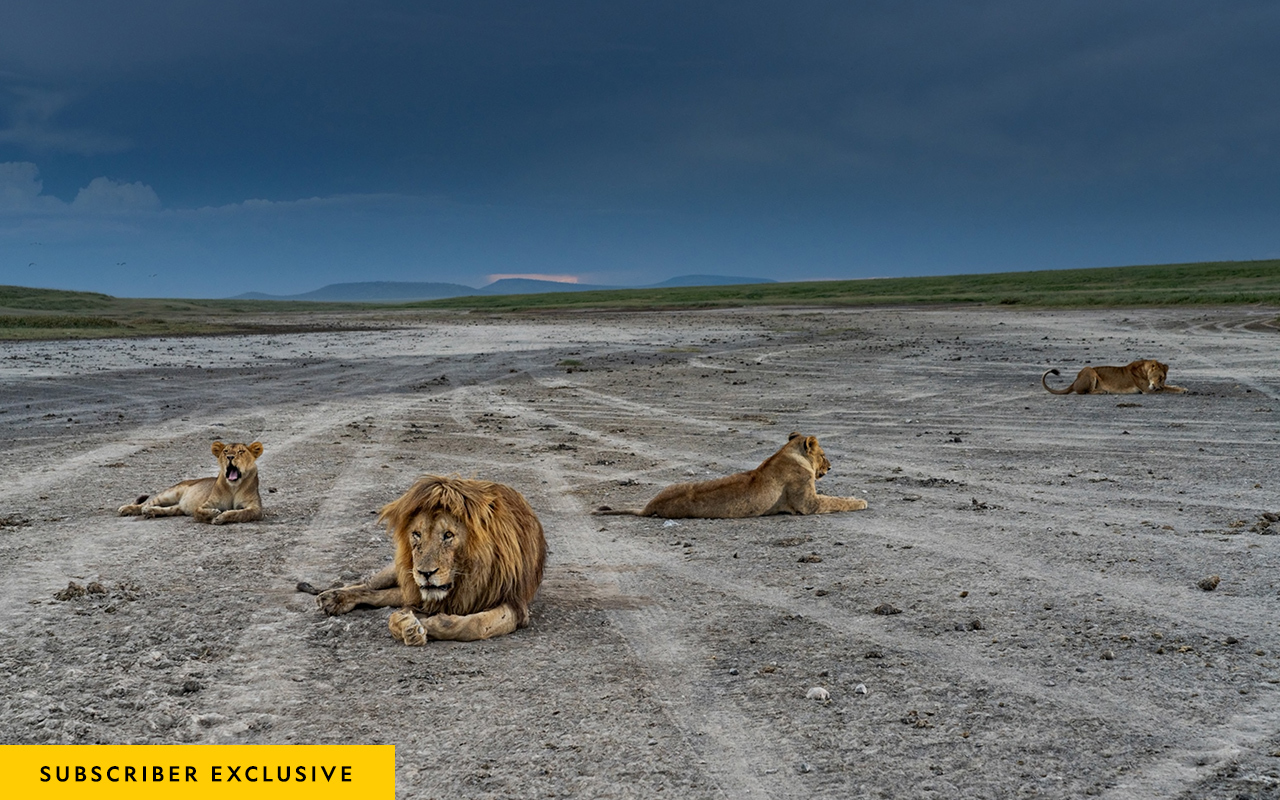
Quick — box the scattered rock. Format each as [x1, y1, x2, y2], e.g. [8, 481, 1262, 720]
[86, 581, 107, 595]
[901, 709, 933, 728]
[806, 687, 830, 702]
[1197, 575, 1221, 591]
[798, 553, 823, 563]
[854, 683, 868, 695]
[873, 603, 902, 616]
[967, 619, 984, 631]
[1101, 650, 1115, 661]
[864, 650, 884, 659]
[54, 581, 86, 600]
[0, 513, 32, 528]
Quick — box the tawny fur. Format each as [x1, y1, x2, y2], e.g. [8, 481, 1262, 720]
[305, 475, 546, 644]
[1042, 359, 1186, 395]
[593, 432, 868, 519]
[117, 441, 264, 525]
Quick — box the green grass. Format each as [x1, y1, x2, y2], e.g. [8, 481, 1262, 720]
[0, 284, 387, 340]
[0, 314, 121, 329]
[408, 259, 1280, 312]
[2, 259, 1277, 340]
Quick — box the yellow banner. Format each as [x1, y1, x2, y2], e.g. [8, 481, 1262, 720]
[1, 745, 395, 799]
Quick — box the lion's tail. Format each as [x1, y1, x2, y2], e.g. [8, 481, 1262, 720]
[591, 505, 644, 516]
[295, 581, 322, 595]
[1041, 368, 1072, 395]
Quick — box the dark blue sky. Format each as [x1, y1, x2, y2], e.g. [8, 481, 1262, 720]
[2, 1, 1278, 297]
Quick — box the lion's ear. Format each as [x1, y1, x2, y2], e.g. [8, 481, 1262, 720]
[805, 436, 818, 451]
[248, 441, 264, 457]
[788, 431, 802, 441]
[211, 441, 226, 457]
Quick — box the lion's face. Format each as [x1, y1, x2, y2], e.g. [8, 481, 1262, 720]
[811, 441, 831, 478]
[405, 509, 466, 603]
[211, 441, 263, 485]
[1141, 360, 1169, 391]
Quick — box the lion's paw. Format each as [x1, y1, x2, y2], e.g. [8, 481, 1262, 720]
[315, 589, 356, 616]
[389, 609, 427, 646]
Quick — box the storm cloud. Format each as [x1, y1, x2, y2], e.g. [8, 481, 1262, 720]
[2, 1, 1278, 296]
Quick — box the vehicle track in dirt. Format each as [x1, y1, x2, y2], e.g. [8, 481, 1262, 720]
[2, 306, 1277, 799]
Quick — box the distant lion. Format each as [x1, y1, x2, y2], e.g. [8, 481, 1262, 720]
[1042, 360, 1186, 395]
[300, 475, 546, 644]
[593, 432, 868, 519]
[118, 441, 264, 525]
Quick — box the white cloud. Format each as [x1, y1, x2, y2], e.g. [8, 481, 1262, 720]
[0, 160, 63, 211]
[0, 161, 161, 216]
[71, 176, 161, 212]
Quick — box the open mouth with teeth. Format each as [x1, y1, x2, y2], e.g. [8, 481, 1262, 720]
[225, 465, 241, 483]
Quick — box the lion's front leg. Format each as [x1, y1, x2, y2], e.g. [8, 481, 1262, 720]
[810, 495, 869, 513]
[1162, 383, 1187, 393]
[388, 604, 520, 644]
[791, 484, 868, 515]
[208, 506, 263, 525]
[423, 604, 520, 642]
[389, 608, 428, 645]
[316, 566, 407, 615]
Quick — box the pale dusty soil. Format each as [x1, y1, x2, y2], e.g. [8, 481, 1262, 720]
[1, 306, 1279, 800]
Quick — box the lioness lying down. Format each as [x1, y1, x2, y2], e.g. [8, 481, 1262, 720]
[1042, 359, 1186, 395]
[593, 432, 868, 519]
[118, 441, 264, 525]
[299, 475, 547, 644]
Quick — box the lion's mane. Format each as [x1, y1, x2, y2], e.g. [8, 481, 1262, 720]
[382, 475, 546, 627]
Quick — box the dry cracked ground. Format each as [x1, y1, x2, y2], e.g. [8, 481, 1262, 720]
[1, 306, 1278, 799]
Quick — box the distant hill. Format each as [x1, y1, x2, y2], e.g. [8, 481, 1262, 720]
[648, 275, 776, 288]
[230, 274, 774, 302]
[479, 278, 616, 294]
[233, 281, 479, 302]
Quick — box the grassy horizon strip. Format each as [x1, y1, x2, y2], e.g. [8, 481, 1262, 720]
[405, 259, 1280, 311]
[0, 315, 122, 328]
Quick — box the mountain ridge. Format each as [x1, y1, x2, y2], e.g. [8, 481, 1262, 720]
[232, 274, 774, 301]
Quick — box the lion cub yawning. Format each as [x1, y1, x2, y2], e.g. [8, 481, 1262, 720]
[593, 432, 868, 519]
[1042, 359, 1186, 395]
[118, 441, 264, 525]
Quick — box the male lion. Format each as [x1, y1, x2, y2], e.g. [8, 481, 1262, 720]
[1042, 360, 1186, 395]
[118, 441, 264, 525]
[593, 432, 868, 519]
[300, 475, 546, 644]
